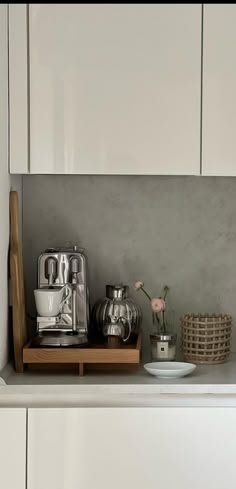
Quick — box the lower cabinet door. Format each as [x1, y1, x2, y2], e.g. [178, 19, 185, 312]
[28, 407, 236, 489]
[0, 408, 26, 489]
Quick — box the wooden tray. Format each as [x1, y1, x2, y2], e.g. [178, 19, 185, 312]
[23, 333, 142, 376]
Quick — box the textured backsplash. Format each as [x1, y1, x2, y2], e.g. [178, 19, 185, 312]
[23, 175, 236, 353]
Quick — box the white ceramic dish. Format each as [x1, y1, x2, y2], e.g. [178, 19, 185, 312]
[144, 362, 196, 379]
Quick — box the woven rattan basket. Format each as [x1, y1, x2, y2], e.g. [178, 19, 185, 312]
[181, 314, 232, 365]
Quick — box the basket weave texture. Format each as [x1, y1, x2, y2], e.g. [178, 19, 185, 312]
[181, 314, 232, 365]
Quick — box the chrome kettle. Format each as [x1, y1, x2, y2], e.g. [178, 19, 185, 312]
[91, 284, 142, 343]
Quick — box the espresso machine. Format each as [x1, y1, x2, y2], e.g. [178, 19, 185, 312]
[33, 246, 90, 347]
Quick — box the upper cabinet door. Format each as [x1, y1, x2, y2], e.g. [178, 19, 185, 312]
[8, 5, 28, 173]
[202, 5, 236, 176]
[10, 4, 201, 175]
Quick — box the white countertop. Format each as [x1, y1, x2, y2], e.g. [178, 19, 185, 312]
[1, 355, 236, 407]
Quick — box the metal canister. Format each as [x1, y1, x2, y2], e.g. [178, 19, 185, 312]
[91, 284, 142, 344]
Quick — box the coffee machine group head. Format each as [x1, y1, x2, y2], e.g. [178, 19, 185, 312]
[34, 246, 90, 346]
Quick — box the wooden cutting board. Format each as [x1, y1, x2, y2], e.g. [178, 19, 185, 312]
[10, 191, 27, 372]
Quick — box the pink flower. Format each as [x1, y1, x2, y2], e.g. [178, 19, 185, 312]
[151, 298, 166, 313]
[160, 298, 166, 311]
[134, 281, 144, 290]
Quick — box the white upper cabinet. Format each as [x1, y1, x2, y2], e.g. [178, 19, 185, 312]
[9, 4, 201, 175]
[202, 5, 236, 176]
[9, 5, 28, 174]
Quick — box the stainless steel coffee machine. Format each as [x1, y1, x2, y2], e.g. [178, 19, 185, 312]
[33, 246, 90, 346]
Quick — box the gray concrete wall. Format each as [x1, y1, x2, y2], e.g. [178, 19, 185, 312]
[23, 175, 236, 354]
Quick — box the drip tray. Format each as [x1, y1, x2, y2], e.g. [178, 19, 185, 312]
[31, 332, 88, 347]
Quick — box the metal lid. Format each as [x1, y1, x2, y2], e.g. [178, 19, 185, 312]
[44, 246, 85, 254]
[106, 285, 129, 300]
[150, 334, 176, 341]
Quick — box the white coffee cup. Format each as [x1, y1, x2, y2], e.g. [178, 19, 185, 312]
[34, 285, 71, 317]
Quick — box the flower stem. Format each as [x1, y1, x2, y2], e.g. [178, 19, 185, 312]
[140, 286, 152, 301]
[162, 310, 167, 333]
[152, 312, 155, 327]
[152, 312, 160, 333]
[163, 285, 169, 301]
[161, 286, 169, 334]
[155, 312, 160, 324]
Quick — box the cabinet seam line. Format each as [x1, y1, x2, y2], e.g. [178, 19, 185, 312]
[200, 4, 204, 175]
[25, 408, 28, 489]
[7, 4, 10, 174]
[26, 5, 30, 174]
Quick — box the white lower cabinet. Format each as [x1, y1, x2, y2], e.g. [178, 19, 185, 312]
[28, 407, 236, 489]
[0, 408, 26, 489]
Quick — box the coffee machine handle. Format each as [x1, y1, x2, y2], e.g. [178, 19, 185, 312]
[122, 319, 132, 343]
[60, 285, 72, 309]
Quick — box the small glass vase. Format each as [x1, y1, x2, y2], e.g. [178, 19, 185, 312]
[150, 310, 177, 361]
[150, 333, 177, 361]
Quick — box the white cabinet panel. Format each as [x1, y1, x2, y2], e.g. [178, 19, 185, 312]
[202, 5, 236, 176]
[29, 4, 201, 175]
[0, 408, 26, 489]
[9, 4, 28, 174]
[28, 407, 236, 489]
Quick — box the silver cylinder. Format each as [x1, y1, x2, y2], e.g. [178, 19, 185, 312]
[106, 285, 128, 300]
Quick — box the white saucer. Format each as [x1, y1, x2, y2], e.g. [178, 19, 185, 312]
[144, 362, 196, 379]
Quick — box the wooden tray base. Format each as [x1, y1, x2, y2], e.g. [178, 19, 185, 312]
[22, 332, 142, 376]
